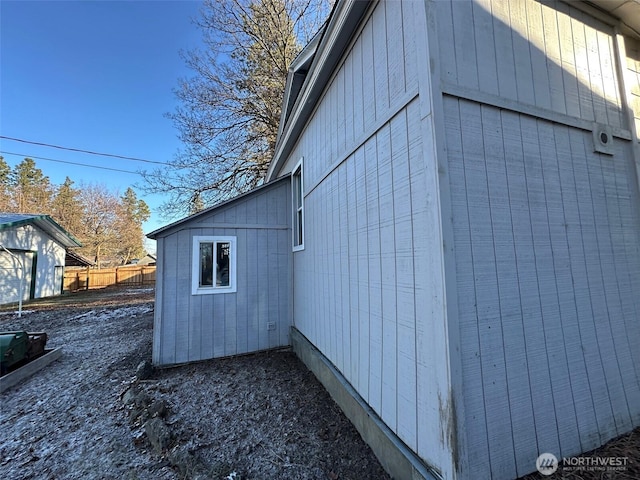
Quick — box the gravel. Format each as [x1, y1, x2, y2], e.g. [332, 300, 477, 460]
[0, 287, 390, 480]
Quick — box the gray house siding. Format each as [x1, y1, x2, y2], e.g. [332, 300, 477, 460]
[152, 179, 292, 366]
[444, 98, 640, 478]
[279, 1, 455, 476]
[435, 0, 640, 478]
[151, 0, 640, 478]
[436, 0, 626, 132]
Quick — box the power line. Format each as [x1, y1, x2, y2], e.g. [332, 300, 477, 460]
[0, 135, 170, 165]
[0, 151, 142, 175]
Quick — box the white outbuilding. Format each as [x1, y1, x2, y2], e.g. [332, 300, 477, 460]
[0, 214, 81, 304]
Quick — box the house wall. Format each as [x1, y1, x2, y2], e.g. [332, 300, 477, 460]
[624, 36, 640, 140]
[435, 0, 640, 478]
[152, 179, 292, 366]
[279, 1, 456, 477]
[0, 250, 34, 303]
[0, 224, 66, 304]
[436, 0, 626, 133]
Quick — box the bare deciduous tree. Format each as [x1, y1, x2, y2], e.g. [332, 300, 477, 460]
[77, 184, 122, 268]
[141, 0, 332, 218]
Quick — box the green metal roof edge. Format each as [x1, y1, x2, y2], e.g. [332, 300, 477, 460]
[40, 215, 82, 247]
[0, 214, 82, 247]
[0, 215, 46, 231]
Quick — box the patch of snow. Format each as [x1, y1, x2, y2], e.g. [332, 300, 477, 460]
[0, 310, 35, 317]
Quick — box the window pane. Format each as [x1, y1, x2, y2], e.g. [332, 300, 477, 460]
[199, 243, 213, 287]
[216, 242, 230, 287]
[292, 164, 304, 249]
[294, 170, 302, 208]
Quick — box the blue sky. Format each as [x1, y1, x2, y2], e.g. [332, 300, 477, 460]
[0, 0, 204, 250]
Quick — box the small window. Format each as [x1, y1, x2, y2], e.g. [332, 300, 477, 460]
[292, 159, 304, 251]
[192, 236, 236, 294]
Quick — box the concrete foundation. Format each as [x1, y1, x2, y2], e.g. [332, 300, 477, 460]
[0, 348, 62, 393]
[290, 327, 440, 480]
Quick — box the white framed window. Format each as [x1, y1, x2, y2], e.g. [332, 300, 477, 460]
[192, 236, 237, 295]
[292, 158, 304, 251]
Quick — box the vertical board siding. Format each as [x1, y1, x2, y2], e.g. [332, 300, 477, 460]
[365, 136, 383, 415]
[392, 109, 418, 451]
[287, 0, 428, 458]
[444, 99, 493, 480]
[445, 96, 640, 477]
[285, 0, 419, 189]
[153, 180, 291, 365]
[438, 0, 624, 129]
[625, 37, 640, 139]
[296, 100, 425, 451]
[0, 225, 66, 301]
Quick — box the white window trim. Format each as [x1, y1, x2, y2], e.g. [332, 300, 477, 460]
[292, 158, 304, 252]
[192, 235, 237, 295]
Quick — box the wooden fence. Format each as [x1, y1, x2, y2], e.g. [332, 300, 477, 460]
[63, 265, 156, 292]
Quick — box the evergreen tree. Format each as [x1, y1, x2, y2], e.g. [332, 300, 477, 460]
[9, 158, 53, 213]
[0, 156, 11, 212]
[117, 187, 151, 264]
[51, 177, 83, 236]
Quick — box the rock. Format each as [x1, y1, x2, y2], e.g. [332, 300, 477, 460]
[122, 386, 151, 408]
[135, 392, 152, 408]
[136, 360, 154, 380]
[147, 399, 168, 418]
[168, 445, 230, 480]
[144, 417, 171, 454]
[122, 387, 138, 406]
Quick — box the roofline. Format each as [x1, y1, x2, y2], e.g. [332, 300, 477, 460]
[65, 249, 95, 266]
[276, 31, 324, 143]
[266, 0, 373, 181]
[0, 214, 82, 247]
[585, 0, 640, 39]
[267, 0, 640, 182]
[146, 175, 291, 239]
[0, 214, 49, 231]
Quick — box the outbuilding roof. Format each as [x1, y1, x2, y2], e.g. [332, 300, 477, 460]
[0, 213, 82, 248]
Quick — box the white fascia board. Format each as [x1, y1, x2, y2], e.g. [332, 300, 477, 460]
[267, 0, 373, 181]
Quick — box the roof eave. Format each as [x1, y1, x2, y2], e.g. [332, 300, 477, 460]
[0, 214, 81, 248]
[585, 0, 640, 38]
[267, 0, 373, 181]
[276, 31, 324, 144]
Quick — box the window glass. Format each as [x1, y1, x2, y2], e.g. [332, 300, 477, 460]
[292, 160, 304, 250]
[216, 242, 230, 287]
[192, 236, 237, 295]
[199, 242, 213, 287]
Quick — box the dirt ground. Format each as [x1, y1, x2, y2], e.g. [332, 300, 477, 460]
[0, 287, 389, 480]
[0, 287, 638, 480]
